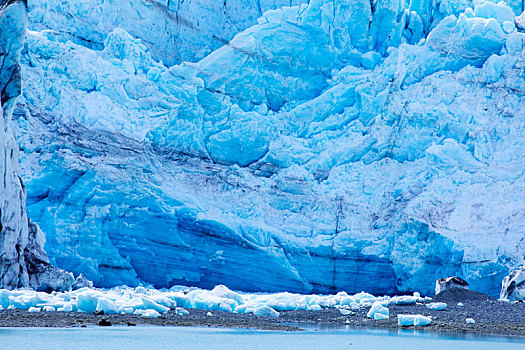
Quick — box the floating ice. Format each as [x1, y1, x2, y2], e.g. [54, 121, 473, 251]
[28, 307, 41, 313]
[466, 318, 476, 324]
[457, 302, 464, 307]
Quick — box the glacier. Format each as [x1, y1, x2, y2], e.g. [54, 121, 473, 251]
[6, 0, 525, 297]
[0, 0, 73, 291]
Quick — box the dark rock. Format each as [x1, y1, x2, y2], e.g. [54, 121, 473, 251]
[98, 318, 112, 327]
[127, 322, 136, 326]
[93, 310, 104, 316]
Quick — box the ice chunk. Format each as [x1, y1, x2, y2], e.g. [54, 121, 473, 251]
[339, 308, 352, 316]
[133, 309, 161, 318]
[426, 302, 447, 311]
[360, 51, 381, 70]
[175, 307, 189, 316]
[474, 2, 515, 25]
[28, 307, 41, 313]
[466, 318, 476, 324]
[367, 302, 389, 319]
[141, 297, 170, 314]
[209, 285, 244, 305]
[62, 303, 73, 312]
[398, 314, 417, 326]
[398, 314, 431, 326]
[308, 305, 322, 311]
[253, 306, 280, 318]
[414, 315, 432, 326]
[374, 313, 389, 320]
[457, 302, 464, 307]
[502, 21, 515, 33]
[76, 291, 99, 313]
[43, 306, 55, 312]
[516, 11, 525, 30]
[96, 297, 119, 314]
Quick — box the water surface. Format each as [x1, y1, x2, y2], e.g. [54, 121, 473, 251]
[1, 325, 524, 350]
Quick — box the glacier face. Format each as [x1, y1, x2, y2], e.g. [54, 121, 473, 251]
[13, 0, 525, 296]
[27, 0, 310, 66]
[0, 0, 73, 291]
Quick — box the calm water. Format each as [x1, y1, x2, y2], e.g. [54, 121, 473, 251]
[1, 325, 524, 350]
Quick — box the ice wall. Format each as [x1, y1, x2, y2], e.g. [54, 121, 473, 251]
[27, 0, 310, 66]
[0, 0, 73, 291]
[14, 0, 525, 296]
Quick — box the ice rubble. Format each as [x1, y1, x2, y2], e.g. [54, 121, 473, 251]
[11, 0, 525, 297]
[0, 284, 426, 318]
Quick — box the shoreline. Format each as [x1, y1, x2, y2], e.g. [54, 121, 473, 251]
[2, 296, 525, 338]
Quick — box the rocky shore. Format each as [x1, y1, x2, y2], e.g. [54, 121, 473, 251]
[1, 289, 524, 338]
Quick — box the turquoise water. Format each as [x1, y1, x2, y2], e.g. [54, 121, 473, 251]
[1, 326, 524, 350]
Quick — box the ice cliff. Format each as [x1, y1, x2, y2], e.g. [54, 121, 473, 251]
[0, 0, 73, 291]
[10, 0, 525, 296]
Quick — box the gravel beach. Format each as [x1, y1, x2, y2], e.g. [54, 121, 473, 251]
[1, 289, 524, 337]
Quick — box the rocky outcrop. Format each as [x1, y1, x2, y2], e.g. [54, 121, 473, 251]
[435, 277, 470, 295]
[0, 0, 73, 291]
[501, 267, 525, 301]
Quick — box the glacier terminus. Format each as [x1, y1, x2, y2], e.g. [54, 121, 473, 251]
[0, 0, 523, 298]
